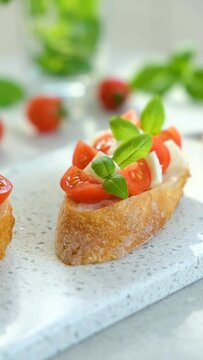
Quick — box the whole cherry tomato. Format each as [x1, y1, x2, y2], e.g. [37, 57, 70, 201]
[98, 78, 130, 111]
[27, 96, 65, 133]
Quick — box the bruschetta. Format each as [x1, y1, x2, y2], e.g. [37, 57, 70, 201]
[56, 96, 189, 265]
[0, 175, 15, 259]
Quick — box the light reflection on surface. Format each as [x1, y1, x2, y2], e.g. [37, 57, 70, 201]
[189, 233, 203, 257]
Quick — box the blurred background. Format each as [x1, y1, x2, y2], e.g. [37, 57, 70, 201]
[0, 0, 203, 168]
[1, 0, 203, 58]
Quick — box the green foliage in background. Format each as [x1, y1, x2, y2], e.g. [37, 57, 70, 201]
[26, 0, 101, 76]
[0, 79, 24, 107]
[184, 68, 203, 100]
[130, 64, 176, 95]
[0, 0, 12, 3]
[130, 45, 203, 101]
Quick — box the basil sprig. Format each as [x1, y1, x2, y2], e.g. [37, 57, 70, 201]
[184, 68, 203, 100]
[91, 156, 128, 199]
[110, 116, 139, 141]
[104, 174, 128, 199]
[140, 96, 165, 135]
[113, 134, 152, 169]
[92, 156, 116, 179]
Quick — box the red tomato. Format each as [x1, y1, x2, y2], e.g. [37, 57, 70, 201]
[98, 78, 130, 111]
[0, 121, 4, 141]
[120, 160, 151, 196]
[92, 132, 114, 154]
[0, 175, 13, 205]
[159, 126, 182, 148]
[122, 109, 141, 127]
[151, 136, 170, 173]
[27, 96, 65, 133]
[60, 166, 111, 203]
[72, 141, 97, 170]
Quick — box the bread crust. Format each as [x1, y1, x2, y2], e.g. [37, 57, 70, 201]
[0, 203, 15, 260]
[56, 170, 189, 265]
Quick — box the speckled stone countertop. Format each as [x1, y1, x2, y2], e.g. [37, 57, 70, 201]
[0, 55, 203, 359]
[0, 136, 203, 360]
[55, 277, 203, 360]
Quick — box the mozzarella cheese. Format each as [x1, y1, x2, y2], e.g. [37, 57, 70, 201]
[107, 141, 120, 156]
[164, 140, 188, 175]
[84, 151, 120, 183]
[145, 151, 163, 188]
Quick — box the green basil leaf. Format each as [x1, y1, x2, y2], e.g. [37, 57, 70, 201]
[113, 134, 152, 169]
[104, 174, 128, 199]
[91, 156, 116, 179]
[140, 96, 165, 135]
[169, 46, 195, 81]
[184, 68, 203, 101]
[110, 116, 139, 141]
[130, 64, 175, 95]
[0, 79, 24, 107]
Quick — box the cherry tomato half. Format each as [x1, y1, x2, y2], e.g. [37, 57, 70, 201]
[60, 166, 111, 203]
[122, 109, 141, 127]
[159, 126, 182, 148]
[72, 141, 97, 170]
[92, 132, 114, 154]
[0, 175, 13, 205]
[151, 136, 170, 173]
[120, 160, 151, 196]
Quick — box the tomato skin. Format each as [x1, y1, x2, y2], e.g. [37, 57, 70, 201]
[120, 160, 151, 196]
[72, 141, 97, 170]
[0, 121, 4, 141]
[0, 175, 13, 205]
[27, 96, 64, 133]
[98, 78, 130, 111]
[151, 136, 170, 173]
[159, 127, 182, 148]
[121, 109, 141, 127]
[93, 132, 114, 154]
[60, 166, 111, 204]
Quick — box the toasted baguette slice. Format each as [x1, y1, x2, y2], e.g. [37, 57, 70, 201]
[56, 169, 189, 265]
[0, 202, 15, 260]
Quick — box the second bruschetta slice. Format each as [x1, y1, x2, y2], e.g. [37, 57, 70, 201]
[0, 175, 15, 259]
